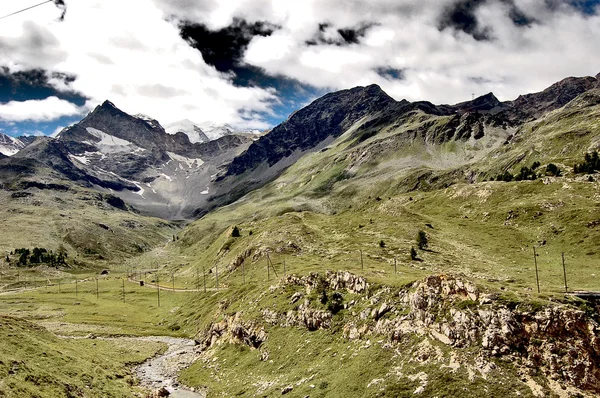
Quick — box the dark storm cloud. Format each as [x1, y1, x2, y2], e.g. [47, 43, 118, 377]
[0, 68, 86, 105]
[438, 0, 536, 40]
[179, 18, 278, 73]
[375, 67, 405, 81]
[306, 22, 378, 46]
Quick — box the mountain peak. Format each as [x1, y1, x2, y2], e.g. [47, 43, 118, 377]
[453, 92, 502, 114]
[165, 119, 209, 143]
[101, 100, 117, 109]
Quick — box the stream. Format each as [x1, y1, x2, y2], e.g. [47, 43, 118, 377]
[134, 336, 205, 398]
[59, 334, 205, 397]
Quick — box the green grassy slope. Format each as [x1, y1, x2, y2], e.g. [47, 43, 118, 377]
[0, 315, 164, 397]
[125, 90, 600, 397]
[0, 185, 180, 269]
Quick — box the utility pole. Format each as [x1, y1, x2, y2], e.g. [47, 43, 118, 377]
[533, 247, 540, 293]
[562, 252, 568, 293]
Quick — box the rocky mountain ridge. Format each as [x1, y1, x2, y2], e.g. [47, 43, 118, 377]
[2, 72, 599, 221]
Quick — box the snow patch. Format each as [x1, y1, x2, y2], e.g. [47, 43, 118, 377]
[68, 151, 105, 165]
[134, 114, 162, 129]
[0, 133, 25, 156]
[167, 152, 204, 169]
[200, 187, 209, 195]
[165, 119, 209, 143]
[85, 127, 145, 154]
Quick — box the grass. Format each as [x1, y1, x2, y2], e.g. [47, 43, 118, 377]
[0, 273, 199, 337]
[0, 315, 165, 397]
[0, 186, 179, 267]
[2, 89, 600, 397]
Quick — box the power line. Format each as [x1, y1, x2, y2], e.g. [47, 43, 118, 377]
[0, 1, 53, 20]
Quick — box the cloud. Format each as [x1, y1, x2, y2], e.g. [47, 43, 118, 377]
[156, 0, 600, 104]
[0, 96, 82, 122]
[0, 0, 277, 129]
[1, 0, 599, 134]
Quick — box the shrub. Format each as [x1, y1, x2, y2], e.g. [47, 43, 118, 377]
[574, 151, 599, 174]
[417, 231, 428, 250]
[545, 163, 561, 177]
[410, 247, 418, 260]
[379, 240, 386, 248]
[327, 292, 344, 314]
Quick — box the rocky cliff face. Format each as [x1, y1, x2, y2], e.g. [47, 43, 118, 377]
[194, 271, 600, 396]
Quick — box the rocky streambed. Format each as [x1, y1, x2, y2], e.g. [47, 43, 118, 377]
[134, 336, 204, 398]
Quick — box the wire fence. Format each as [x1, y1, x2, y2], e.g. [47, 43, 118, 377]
[0, 247, 589, 304]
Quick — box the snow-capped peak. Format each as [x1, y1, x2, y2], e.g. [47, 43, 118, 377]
[134, 114, 162, 130]
[164, 119, 209, 144]
[0, 133, 25, 156]
[196, 121, 237, 141]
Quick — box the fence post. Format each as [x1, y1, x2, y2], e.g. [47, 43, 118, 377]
[533, 247, 540, 293]
[394, 257, 397, 274]
[562, 252, 568, 293]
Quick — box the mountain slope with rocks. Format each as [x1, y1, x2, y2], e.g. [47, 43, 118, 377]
[0, 133, 25, 156]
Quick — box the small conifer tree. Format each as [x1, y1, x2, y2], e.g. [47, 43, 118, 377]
[417, 231, 428, 250]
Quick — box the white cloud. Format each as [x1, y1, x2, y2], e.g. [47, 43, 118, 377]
[0, 97, 82, 122]
[0, 0, 277, 129]
[154, 0, 600, 104]
[1, 0, 599, 133]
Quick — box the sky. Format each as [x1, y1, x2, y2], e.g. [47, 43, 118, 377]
[0, 0, 599, 137]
